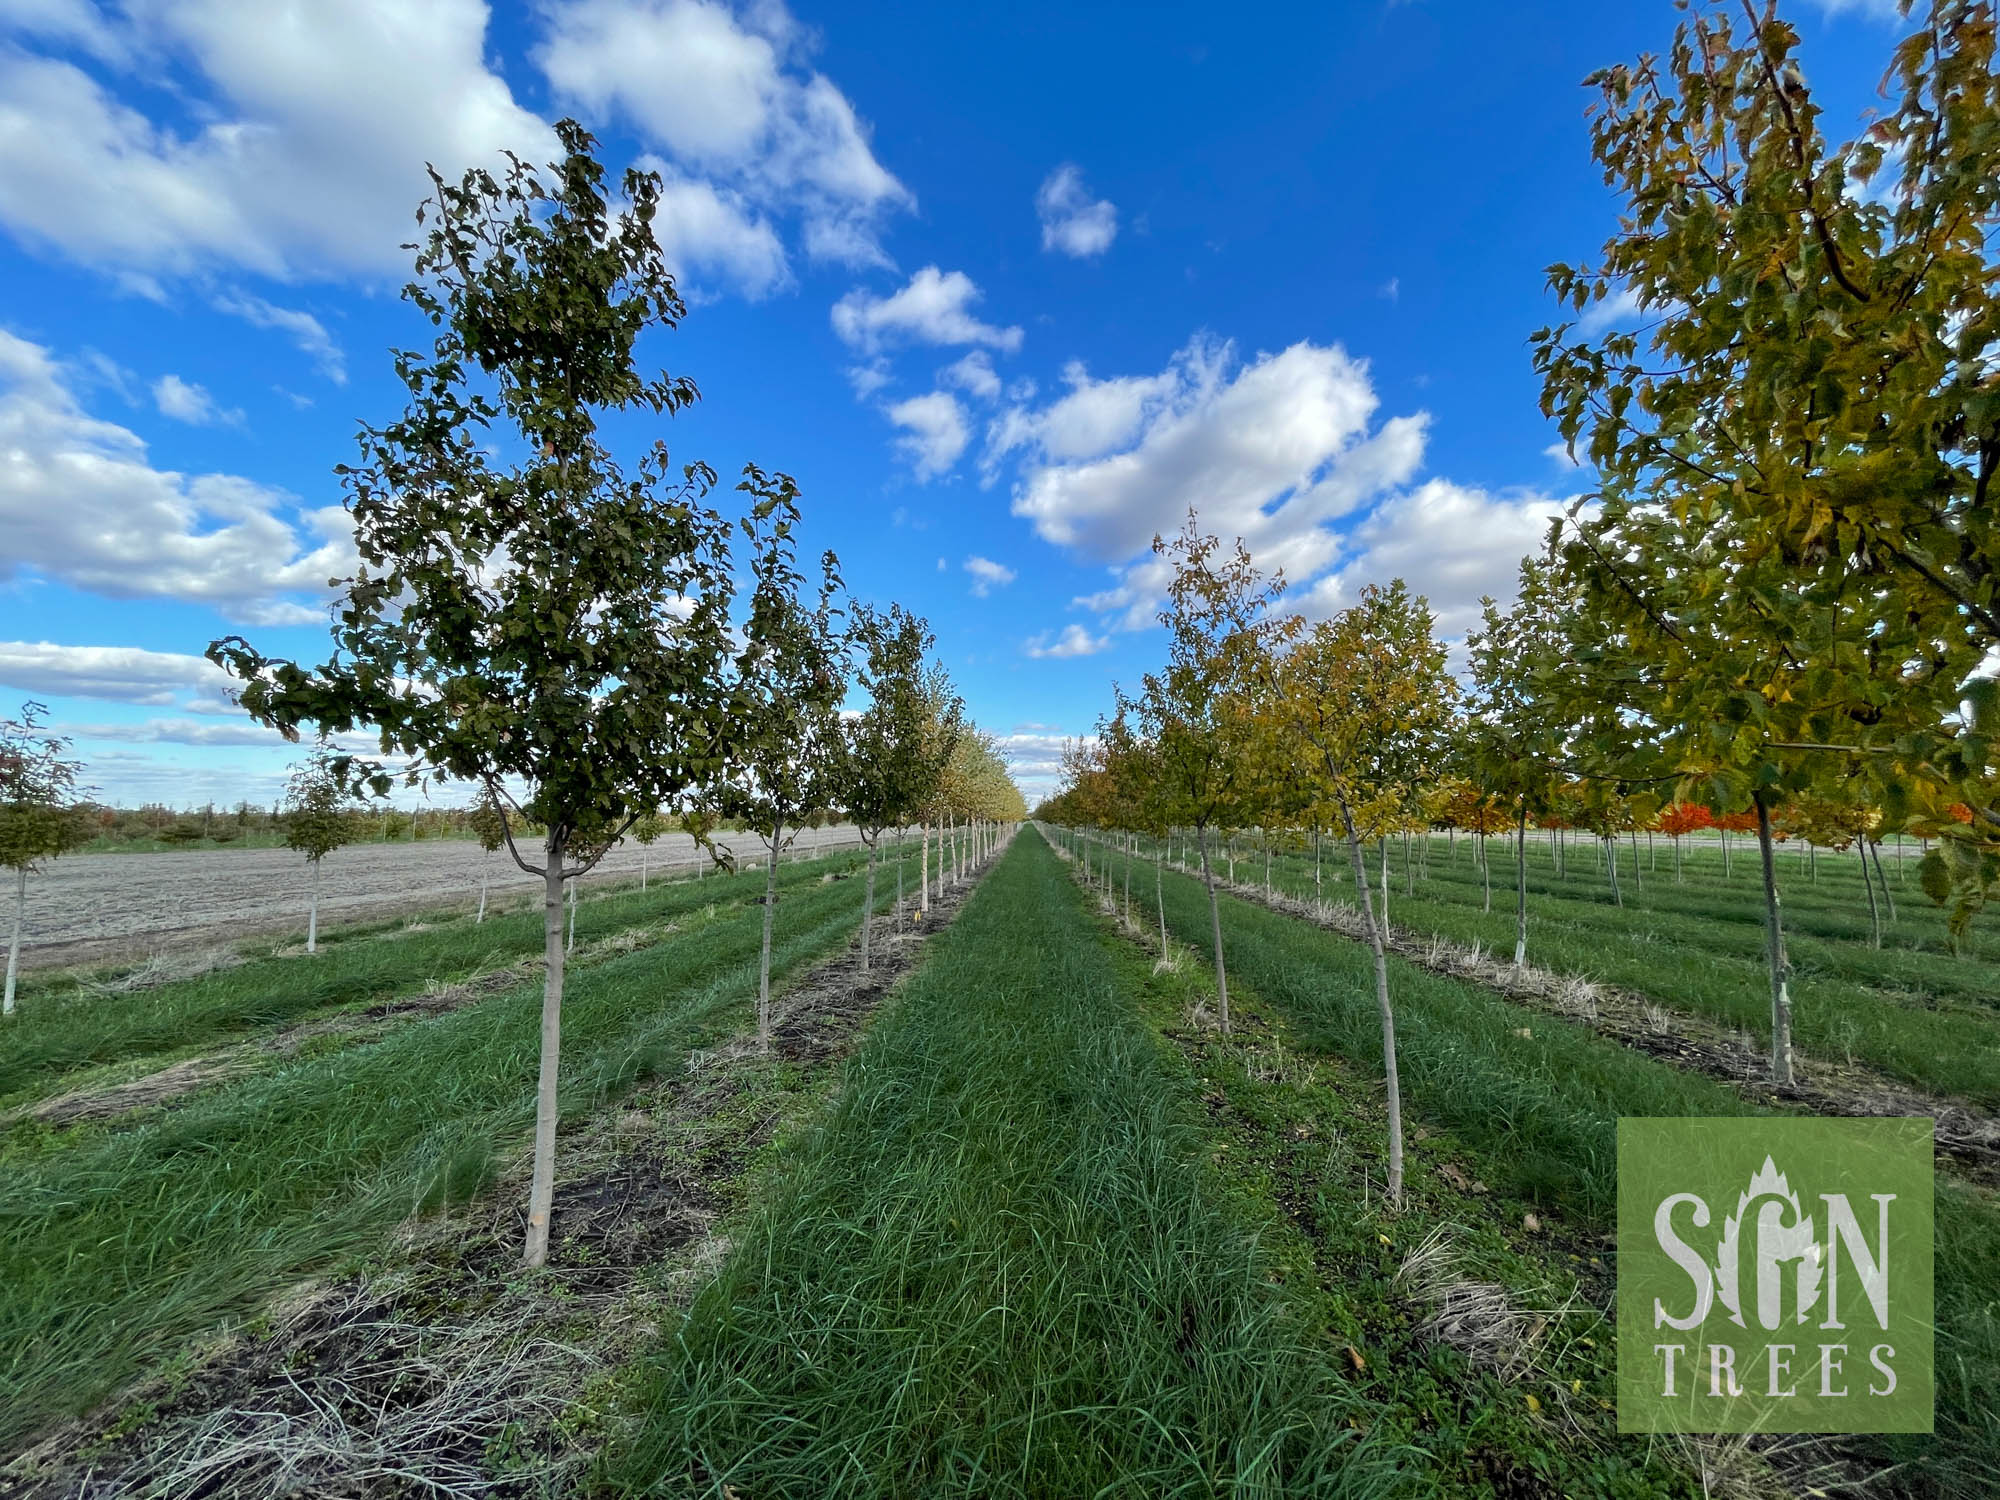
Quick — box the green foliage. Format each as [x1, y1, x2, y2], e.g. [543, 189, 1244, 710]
[281, 750, 363, 866]
[207, 119, 756, 875]
[841, 604, 953, 838]
[0, 703, 91, 874]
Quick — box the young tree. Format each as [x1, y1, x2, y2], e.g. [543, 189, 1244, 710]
[208, 122, 760, 1268]
[1464, 557, 1572, 965]
[1269, 581, 1456, 1208]
[1, 703, 90, 1017]
[630, 808, 669, 891]
[1137, 517, 1287, 1033]
[469, 795, 509, 921]
[841, 604, 953, 971]
[720, 501, 847, 1047]
[1536, 0, 2000, 942]
[283, 749, 363, 953]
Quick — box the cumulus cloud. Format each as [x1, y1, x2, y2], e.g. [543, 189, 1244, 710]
[995, 335, 1425, 628]
[939, 350, 1001, 400]
[0, 330, 354, 623]
[212, 294, 347, 383]
[962, 555, 1015, 597]
[884, 390, 969, 480]
[1024, 623, 1110, 659]
[0, 1, 555, 283]
[1294, 479, 1570, 641]
[832, 266, 1022, 354]
[537, 0, 911, 276]
[1544, 440, 1582, 469]
[152, 373, 241, 427]
[1036, 164, 1117, 258]
[0, 640, 238, 709]
[993, 729, 1083, 801]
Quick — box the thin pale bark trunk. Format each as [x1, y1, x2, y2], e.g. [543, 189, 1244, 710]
[1675, 836, 1683, 882]
[1379, 836, 1390, 927]
[1514, 802, 1528, 967]
[1196, 826, 1230, 1033]
[897, 855, 905, 923]
[640, 849, 647, 892]
[759, 819, 782, 1049]
[1870, 840, 1896, 923]
[307, 858, 320, 953]
[1606, 836, 1622, 907]
[1481, 833, 1491, 912]
[1156, 847, 1167, 955]
[1629, 830, 1641, 893]
[1754, 796, 1795, 1086]
[1314, 830, 1322, 896]
[523, 840, 566, 1268]
[921, 823, 931, 913]
[1403, 830, 1413, 897]
[860, 838, 877, 971]
[1124, 835, 1133, 923]
[478, 853, 490, 923]
[1859, 839, 1881, 949]
[4, 866, 24, 1016]
[1340, 797, 1403, 1207]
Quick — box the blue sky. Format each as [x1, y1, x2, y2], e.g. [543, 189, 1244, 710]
[0, 0, 1908, 805]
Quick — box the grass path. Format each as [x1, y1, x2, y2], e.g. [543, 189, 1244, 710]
[602, 827, 1400, 1499]
[0, 852, 914, 1456]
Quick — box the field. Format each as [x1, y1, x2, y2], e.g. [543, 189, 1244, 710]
[1, 824, 1993, 1497]
[11, 824, 883, 972]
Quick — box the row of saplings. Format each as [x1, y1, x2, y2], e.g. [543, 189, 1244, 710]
[3, 122, 1028, 1268]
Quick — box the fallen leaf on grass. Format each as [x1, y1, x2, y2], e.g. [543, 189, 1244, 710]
[1524, 1393, 1542, 1413]
[1345, 1345, 1367, 1372]
[1522, 1212, 1543, 1233]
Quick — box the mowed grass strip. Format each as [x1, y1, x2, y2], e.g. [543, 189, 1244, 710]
[0, 843, 903, 1110]
[603, 827, 1398, 1500]
[1137, 852, 2000, 1499]
[0, 860, 901, 1455]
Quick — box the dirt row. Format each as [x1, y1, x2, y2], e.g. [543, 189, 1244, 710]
[0, 837, 1010, 1499]
[16, 825, 900, 973]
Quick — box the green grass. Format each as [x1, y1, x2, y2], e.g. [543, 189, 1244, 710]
[1138, 832, 2000, 1109]
[0, 843, 912, 1113]
[0, 854, 908, 1455]
[602, 828, 1401, 1499]
[1121, 842, 2000, 1498]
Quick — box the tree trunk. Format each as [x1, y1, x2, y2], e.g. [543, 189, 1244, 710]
[1753, 795, 1795, 1086]
[1606, 836, 1622, 907]
[897, 856, 905, 924]
[1403, 829, 1413, 898]
[1514, 802, 1529, 967]
[478, 852, 490, 924]
[1629, 830, 1641, 892]
[523, 840, 567, 1268]
[1674, 836, 1683, 883]
[1481, 833, 1491, 913]
[1340, 798, 1403, 1208]
[640, 849, 647, 892]
[307, 857, 320, 954]
[1196, 826, 1230, 1033]
[921, 822, 930, 914]
[1156, 846, 1168, 956]
[1858, 839, 1881, 949]
[1124, 836, 1133, 923]
[4, 866, 24, 1017]
[1379, 836, 1390, 927]
[860, 837, 877, 972]
[1314, 830, 1322, 896]
[1870, 840, 1897, 923]
[759, 819, 782, 1049]
[1265, 838, 1272, 897]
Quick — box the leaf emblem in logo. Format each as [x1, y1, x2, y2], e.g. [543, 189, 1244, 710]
[1714, 1156, 1823, 1329]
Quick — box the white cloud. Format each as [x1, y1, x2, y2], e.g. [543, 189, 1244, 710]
[0, 1, 556, 283]
[884, 390, 968, 480]
[0, 330, 354, 622]
[1035, 164, 1117, 259]
[1544, 441, 1582, 470]
[63, 716, 281, 747]
[832, 266, 1022, 354]
[629, 151, 790, 297]
[1023, 623, 1110, 659]
[992, 729, 1082, 799]
[0, 640, 237, 708]
[1572, 287, 1643, 335]
[962, 555, 1015, 597]
[998, 335, 1426, 628]
[1380, 277, 1400, 301]
[537, 0, 911, 274]
[1296, 479, 1569, 641]
[152, 373, 241, 427]
[213, 294, 347, 384]
[939, 350, 1001, 401]
[846, 359, 892, 398]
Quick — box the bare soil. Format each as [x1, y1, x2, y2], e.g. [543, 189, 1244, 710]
[16, 826, 878, 973]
